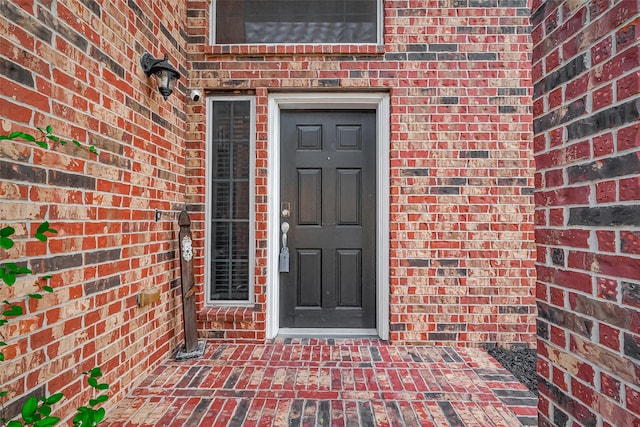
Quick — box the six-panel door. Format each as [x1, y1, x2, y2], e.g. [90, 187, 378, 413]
[280, 110, 376, 328]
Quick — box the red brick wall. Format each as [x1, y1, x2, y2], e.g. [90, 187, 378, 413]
[531, 0, 639, 424]
[0, 0, 188, 422]
[186, 0, 537, 346]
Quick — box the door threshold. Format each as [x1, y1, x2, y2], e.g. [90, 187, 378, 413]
[278, 328, 378, 338]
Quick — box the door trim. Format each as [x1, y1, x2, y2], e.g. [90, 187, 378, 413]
[266, 92, 390, 340]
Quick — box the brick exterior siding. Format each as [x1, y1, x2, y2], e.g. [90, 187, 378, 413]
[1, 0, 536, 422]
[531, 0, 640, 424]
[186, 0, 536, 346]
[0, 0, 188, 421]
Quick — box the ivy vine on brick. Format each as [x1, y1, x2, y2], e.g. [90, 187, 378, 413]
[0, 126, 97, 154]
[0, 127, 108, 426]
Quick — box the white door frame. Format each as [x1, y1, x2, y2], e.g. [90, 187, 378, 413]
[266, 92, 390, 339]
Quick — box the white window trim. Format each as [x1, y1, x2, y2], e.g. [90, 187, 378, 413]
[266, 92, 390, 340]
[210, 0, 383, 45]
[205, 96, 256, 306]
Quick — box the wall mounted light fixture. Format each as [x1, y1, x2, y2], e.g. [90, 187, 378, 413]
[140, 52, 181, 101]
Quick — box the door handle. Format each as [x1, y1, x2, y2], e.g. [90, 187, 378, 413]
[279, 222, 290, 272]
[281, 221, 290, 249]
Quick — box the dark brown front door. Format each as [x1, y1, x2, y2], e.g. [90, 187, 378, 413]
[280, 110, 376, 328]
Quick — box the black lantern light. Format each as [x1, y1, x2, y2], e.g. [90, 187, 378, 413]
[140, 52, 181, 101]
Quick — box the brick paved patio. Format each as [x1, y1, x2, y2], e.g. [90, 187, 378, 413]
[103, 339, 537, 426]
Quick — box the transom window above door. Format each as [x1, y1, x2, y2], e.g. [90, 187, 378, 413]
[213, 0, 379, 44]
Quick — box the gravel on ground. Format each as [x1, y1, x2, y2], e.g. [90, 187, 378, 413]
[488, 347, 538, 394]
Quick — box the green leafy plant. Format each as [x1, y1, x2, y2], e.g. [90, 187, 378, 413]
[0, 228, 14, 251]
[73, 369, 109, 427]
[34, 223, 57, 244]
[1, 392, 63, 427]
[1, 127, 107, 426]
[0, 127, 97, 154]
[0, 262, 31, 287]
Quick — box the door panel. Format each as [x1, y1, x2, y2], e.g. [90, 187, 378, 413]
[337, 169, 361, 225]
[337, 249, 361, 306]
[297, 170, 322, 225]
[280, 110, 376, 329]
[298, 126, 322, 149]
[297, 249, 322, 306]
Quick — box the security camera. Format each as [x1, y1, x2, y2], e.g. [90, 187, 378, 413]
[190, 90, 202, 101]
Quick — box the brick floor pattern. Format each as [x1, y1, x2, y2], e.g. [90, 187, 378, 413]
[103, 339, 537, 426]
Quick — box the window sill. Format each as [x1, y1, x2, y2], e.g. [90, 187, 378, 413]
[203, 44, 385, 56]
[198, 304, 256, 322]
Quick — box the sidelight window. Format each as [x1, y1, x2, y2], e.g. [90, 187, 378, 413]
[207, 98, 255, 303]
[213, 0, 379, 44]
